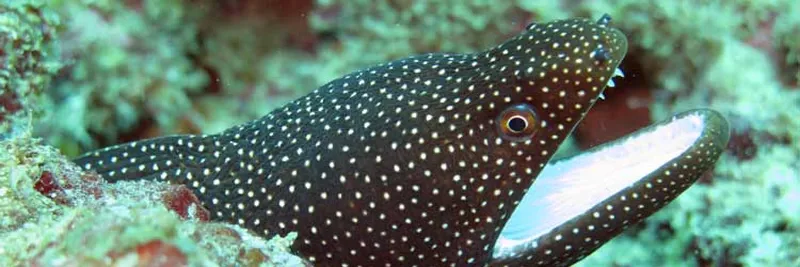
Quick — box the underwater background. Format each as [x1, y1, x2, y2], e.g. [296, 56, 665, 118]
[1, 0, 799, 266]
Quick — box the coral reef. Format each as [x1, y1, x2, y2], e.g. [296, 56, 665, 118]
[0, 132, 308, 266]
[774, 2, 800, 85]
[309, 0, 527, 71]
[0, 0, 61, 138]
[39, 0, 209, 154]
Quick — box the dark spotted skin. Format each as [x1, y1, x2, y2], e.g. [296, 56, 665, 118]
[75, 16, 628, 266]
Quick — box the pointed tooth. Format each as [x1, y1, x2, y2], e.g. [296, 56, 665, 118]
[607, 79, 615, 87]
[599, 93, 606, 100]
[614, 68, 625, 77]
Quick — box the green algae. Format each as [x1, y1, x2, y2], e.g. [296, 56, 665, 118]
[39, 0, 209, 152]
[582, 0, 742, 93]
[309, 0, 528, 79]
[0, 0, 61, 137]
[582, 0, 798, 90]
[195, 20, 315, 133]
[0, 132, 305, 265]
[0, 132, 73, 265]
[774, 1, 800, 84]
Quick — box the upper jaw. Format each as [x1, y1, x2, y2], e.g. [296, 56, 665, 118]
[599, 67, 625, 100]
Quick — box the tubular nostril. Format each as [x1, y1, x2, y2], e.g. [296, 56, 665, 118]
[597, 14, 612, 26]
[592, 47, 611, 63]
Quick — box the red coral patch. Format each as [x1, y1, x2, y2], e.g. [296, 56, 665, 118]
[134, 240, 188, 267]
[33, 171, 69, 205]
[0, 90, 22, 123]
[162, 185, 210, 221]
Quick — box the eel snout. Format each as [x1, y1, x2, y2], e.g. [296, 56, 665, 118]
[492, 109, 730, 266]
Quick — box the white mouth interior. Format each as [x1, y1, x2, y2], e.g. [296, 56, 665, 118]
[493, 112, 706, 258]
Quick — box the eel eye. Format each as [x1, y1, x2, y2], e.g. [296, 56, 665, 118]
[497, 104, 539, 141]
[592, 47, 611, 63]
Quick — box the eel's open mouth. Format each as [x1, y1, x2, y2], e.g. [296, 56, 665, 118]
[491, 108, 729, 265]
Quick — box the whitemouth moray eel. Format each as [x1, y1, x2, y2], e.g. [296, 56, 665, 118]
[74, 15, 730, 266]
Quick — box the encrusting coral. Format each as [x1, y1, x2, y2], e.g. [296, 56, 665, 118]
[773, 2, 800, 85]
[0, 131, 309, 266]
[40, 0, 209, 153]
[0, 0, 61, 138]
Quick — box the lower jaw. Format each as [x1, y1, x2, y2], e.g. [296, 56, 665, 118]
[491, 109, 729, 266]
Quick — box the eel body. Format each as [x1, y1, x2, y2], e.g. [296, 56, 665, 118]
[74, 15, 729, 266]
